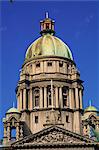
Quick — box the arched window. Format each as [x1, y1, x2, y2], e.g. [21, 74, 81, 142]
[47, 86, 51, 106]
[34, 88, 40, 107]
[62, 87, 68, 107]
[46, 23, 49, 29]
[11, 127, 16, 141]
[47, 85, 55, 107]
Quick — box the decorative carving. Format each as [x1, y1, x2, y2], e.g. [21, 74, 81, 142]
[46, 111, 62, 124]
[29, 130, 83, 144]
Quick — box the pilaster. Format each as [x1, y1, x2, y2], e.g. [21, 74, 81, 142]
[40, 87, 43, 108]
[55, 87, 59, 108]
[44, 86, 47, 108]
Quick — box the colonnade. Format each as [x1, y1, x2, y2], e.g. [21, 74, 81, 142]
[17, 85, 83, 111]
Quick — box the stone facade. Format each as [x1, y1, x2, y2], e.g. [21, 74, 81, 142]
[2, 13, 99, 149]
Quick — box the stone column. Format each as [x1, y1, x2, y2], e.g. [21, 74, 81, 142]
[67, 89, 69, 107]
[30, 88, 33, 110]
[79, 89, 83, 109]
[75, 88, 79, 109]
[44, 87, 47, 108]
[20, 90, 22, 111]
[17, 93, 20, 111]
[7, 123, 10, 142]
[51, 80, 54, 109]
[59, 87, 63, 108]
[69, 88, 72, 108]
[23, 89, 26, 110]
[20, 125, 23, 138]
[40, 87, 43, 108]
[55, 87, 59, 108]
[16, 123, 19, 140]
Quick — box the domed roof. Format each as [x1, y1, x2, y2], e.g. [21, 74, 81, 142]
[7, 107, 20, 114]
[84, 106, 98, 112]
[25, 34, 73, 61]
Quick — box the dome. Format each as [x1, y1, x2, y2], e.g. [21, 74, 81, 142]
[84, 106, 98, 113]
[25, 34, 73, 61]
[7, 107, 20, 114]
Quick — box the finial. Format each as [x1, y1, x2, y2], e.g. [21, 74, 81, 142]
[13, 101, 15, 108]
[89, 100, 92, 106]
[45, 12, 49, 18]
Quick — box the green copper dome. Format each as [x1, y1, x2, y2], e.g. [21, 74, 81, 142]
[7, 107, 20, 114]
[25, 34, 73, 61]
[85, 106, 98, 112]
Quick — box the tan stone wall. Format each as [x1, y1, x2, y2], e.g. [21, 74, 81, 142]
[16, 56, 83, 135]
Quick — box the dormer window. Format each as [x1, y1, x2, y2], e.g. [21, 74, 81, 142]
[59, 61, 63, 67]
[46, 23, 49, 29]
[36, 62, 40, 68]
[47, 61, 52, 66]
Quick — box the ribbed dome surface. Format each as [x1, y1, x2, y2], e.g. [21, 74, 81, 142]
[85, 106, 98, 112]
[7, 107, 20, 113]
[25, 34, 73, 61]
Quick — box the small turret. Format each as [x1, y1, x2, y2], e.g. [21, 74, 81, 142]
[40, 12, 55, 35]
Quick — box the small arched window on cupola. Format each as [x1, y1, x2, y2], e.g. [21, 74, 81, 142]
[34, 87, 40, 107]
[46, 23, 50, 29]
[62, 86, 68, 107]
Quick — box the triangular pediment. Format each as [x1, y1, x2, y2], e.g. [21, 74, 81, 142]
[12, 125, 93, 147]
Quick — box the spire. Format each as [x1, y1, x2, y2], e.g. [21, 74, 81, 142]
[89, 100, 92, 107]
[45, 12, 49, 19]
[40, 12, 55, 35]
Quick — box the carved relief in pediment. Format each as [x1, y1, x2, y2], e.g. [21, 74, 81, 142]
[29, 131, 84, 144]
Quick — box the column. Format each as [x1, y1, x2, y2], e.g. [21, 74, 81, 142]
[67, 89, 69, 107]
[51, 80, 54, 109]
[30, 88, 33, 110]
[20, 125, 23, 138]
[23, 89, 26, 110]
[20, 90, 22, 111]
[69, 88, 75, 109]
[79, 89, 83, 109]
[16, 123, 19, 140]
[75, 88, 79, 109]
[69, 88, 72, 108]
[40, 87, 43, 108]
[7, 123, 10, 142]
[17, 94, 20, 111]
[44, 87, 47, 108]
[55, 87, 59, 108]
[59, 87, 63, 108]
[3, 124, 7, 145]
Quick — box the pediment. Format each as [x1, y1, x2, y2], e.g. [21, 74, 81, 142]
[12, 125, 93, 146]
